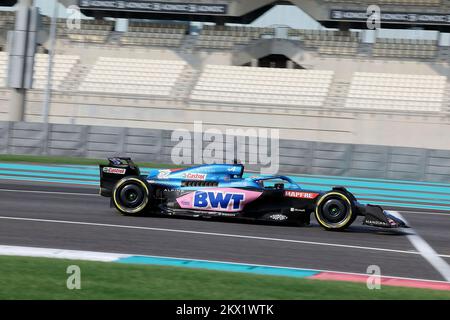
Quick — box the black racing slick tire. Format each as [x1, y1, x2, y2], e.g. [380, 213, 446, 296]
[112, 176, 150, 216]
[315, 192, 357, 231]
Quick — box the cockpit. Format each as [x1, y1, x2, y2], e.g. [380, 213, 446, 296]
[251, 176, 301, 190]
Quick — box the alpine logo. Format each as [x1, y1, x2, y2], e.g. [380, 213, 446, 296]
[193, 191, 244, 211]
[103, 167, 126, 175]
[184, 173, 207, 181]
[157, 169, 172, 179]
[284, 191, 319, 199]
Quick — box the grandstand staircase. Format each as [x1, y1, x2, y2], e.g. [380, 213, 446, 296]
[444, 83, 450, 113]
[324, 81, 349, 109]
[107, 31, 123, 46]
[172, 65, 199, 101]
[179, 34, 199, 53]
[59, 63, 89, 92]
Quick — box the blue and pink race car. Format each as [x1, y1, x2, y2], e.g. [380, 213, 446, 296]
[99, 157, 408, 231]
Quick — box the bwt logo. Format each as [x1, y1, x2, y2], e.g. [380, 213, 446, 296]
[194, 191, 245, 211]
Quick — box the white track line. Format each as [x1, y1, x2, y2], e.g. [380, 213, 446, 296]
[394, 210, 450, 217]
[0, 189, 96, 196]
[388, 211, 450, 282]
[0, 215, 449, 258]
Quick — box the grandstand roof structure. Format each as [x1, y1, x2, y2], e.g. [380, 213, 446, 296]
[73, 0, 277, 23]
[51, 0, 450, 30]
[0, 0, 16, 6]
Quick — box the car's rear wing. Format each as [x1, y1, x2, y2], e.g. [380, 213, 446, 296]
[99, 157, 141, 197]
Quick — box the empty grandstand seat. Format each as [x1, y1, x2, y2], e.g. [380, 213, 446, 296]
[32, 54, 80, 90]
[0, 51, 7, 87]
[373, 38, 438, 59]
[65, 30, 111, 43]
[0, 53, 78, 90]
[44, 18, 114, 44]
[345, 72, 446, 112]
[120, 22, 187, 47]
[191, 65, 333, 107]
[78, 57, 186, 96]
[196, 25, 275, 49]
[0, 11, 14, 50]
[289, 29, 360, 55]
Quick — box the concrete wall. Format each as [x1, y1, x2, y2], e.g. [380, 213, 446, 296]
[1, 89, 449, 151]
[1, 121, 450, 183]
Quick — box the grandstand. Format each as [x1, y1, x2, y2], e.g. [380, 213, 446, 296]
[79, 57, 187, 96]
[345, 72, 446, 112]
[372, 38, 439, 59]
[196, 25, 275, 49]
[0, 52, 6, 87]
[0, 11, 13, 51]
[1, 2, 450, 151]
[33, 54, 79, 90]
[191, 66, 333, 107]
[120, 22, 188, 47]
[288, 29, 360, 55]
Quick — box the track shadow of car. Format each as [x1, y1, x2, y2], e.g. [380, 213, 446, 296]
[336, 223, 411, 236]
[137, 213, 410, 236]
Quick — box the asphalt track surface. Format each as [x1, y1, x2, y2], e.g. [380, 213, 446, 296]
[0, 180, 449, 282]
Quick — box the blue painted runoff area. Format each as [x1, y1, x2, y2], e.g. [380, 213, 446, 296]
[117, 255, 320, 278]
[0, 162, 449, 212]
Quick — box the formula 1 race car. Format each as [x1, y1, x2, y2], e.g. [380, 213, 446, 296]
[99, 157, 408, 231]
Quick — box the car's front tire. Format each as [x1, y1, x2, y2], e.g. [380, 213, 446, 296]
[315, 192, 356, 231]
[112, 177, 150, 216]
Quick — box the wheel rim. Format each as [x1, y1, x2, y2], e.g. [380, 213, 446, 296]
[113, 178, 149, 214]
[316, 193, 352, 229]
[119, 184, 144, 209]
[321, 199, 347, 223]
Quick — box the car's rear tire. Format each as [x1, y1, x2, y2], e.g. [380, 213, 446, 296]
[315, 192, 356, 231]
[112, 177, 150, 216]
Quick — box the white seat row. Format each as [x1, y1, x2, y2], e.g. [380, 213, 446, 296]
[350, 82, 446, 89]
[346, 99, 441, 112]
[196, 78, 332, 86]
[353, 72, 445, 80]
[205, 65, 332, 73]
[86, 71, 181, 77]
[345, 72, 446, 112]
[98, 57, 185, 65]
[194, 86, 329, 95]
[94, 62, 182, 67]
[83, 79, 176, 86]
[201, 75, 332, 82]
[191, 65, 333, 108]
[92, 66, 184, 73]
[78, 57, 185, 96]
[190, 95, 325, 107]
[79, 83, 172, 96]
[30, 54, 79, 90]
